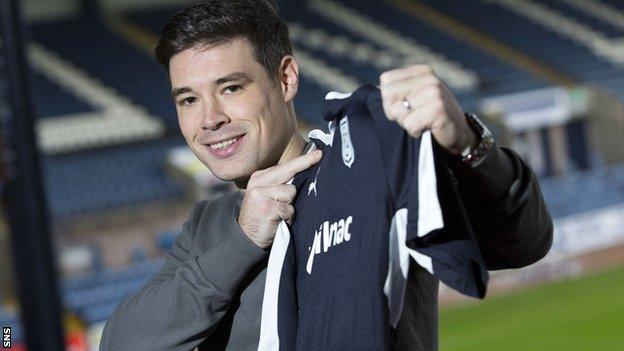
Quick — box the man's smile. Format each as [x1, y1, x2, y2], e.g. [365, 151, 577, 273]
[204, 134, 246, 158]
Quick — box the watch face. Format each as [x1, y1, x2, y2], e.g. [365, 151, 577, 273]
[483, 136, 494, 147]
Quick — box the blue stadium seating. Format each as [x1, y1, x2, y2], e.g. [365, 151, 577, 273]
[30, 17, 178, 129]
[41, 138, 184, 218]
[60, 258, 165, 324]
[63, 276, 150, 310]
[599, 0, 624, 12]
[61, 258, 164, 292]
[30, 71, 96, 118]
[327, 0, 549, 100]
[0, 258, 164, 330]
[417, 0, 624, 98]
[540, 164, 624, 218]
[531, 0, 624, 39]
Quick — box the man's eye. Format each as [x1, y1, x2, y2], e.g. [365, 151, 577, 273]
[223, 85, 242, 95]
[178, 97, 197, 106]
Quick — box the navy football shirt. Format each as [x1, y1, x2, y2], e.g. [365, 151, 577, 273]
[258, 85, 487, 350]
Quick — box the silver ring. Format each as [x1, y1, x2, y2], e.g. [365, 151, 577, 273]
[402, 98, 412, 111]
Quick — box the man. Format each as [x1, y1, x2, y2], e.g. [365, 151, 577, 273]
[100, 1, 552, 350]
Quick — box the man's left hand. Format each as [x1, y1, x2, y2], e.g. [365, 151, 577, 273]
[379, 64, 477, 155]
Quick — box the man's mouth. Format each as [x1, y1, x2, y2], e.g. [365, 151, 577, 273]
[204, 134, 246, 159]
[209, 135, 242, 150]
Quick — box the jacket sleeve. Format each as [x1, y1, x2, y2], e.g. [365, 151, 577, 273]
[99, 197, 268, 351]
[445, 145, 554, 270]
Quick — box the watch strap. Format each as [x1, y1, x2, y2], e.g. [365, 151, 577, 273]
[460, 113, 494, 166]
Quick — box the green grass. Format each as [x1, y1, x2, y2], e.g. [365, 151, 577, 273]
[439, 265, 624, 351]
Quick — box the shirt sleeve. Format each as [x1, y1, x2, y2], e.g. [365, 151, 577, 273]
[99, 195, 268, 351]
[444, 145, 554, 270]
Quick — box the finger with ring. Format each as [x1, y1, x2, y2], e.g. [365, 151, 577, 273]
[402, 98, 412, 111]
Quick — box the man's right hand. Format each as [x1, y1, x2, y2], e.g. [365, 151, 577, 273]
[238, 149, 322, 249]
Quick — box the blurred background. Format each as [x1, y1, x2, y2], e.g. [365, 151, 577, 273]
[1, 0, 624, 349]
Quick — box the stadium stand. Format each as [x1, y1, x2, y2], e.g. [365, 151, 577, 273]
[29, 42, 165, 155]
[30, 71, 96, 119]
[416, 0, 624, 92]
[534, 0, 624, 39]
[29, 17, 178, 129]
[540, 163, 624, 219]
[41, 138, 184, 218]
[313, 0, 550, 94]
[60, 258, 164, 325]
[560, 0, 624, 32]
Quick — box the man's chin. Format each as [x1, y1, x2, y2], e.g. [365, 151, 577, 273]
[209, 166, 253, 188]
[198, 152, 257, 188]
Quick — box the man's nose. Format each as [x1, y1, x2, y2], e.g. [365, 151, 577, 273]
[200, 101, 230, 131]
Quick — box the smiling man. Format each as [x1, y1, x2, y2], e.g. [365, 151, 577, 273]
[100, 1, 552, 350]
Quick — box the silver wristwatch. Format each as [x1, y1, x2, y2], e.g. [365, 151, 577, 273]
[460, 113, 494, 166]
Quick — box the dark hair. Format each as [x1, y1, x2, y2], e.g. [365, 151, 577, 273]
[155, 0, 292, 80]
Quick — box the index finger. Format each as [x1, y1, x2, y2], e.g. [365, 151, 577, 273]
[261, 149, 322, 185]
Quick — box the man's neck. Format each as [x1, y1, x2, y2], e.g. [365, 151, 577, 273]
[277, 131, 307, 165]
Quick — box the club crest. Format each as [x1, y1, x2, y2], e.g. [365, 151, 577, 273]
[339, 116, 354, 168]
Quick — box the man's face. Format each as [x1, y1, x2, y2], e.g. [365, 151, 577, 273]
[169, 38, 296, 185]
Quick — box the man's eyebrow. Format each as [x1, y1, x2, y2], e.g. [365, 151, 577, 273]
[170, 72, 252, 98]
[171, 87, 192, 98]
[214, 71, 252, 86]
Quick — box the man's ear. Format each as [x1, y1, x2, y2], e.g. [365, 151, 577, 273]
[278, 55, 299, 103]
